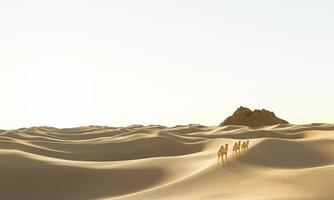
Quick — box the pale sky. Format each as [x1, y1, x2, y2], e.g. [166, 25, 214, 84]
[0, 0, 333, 129]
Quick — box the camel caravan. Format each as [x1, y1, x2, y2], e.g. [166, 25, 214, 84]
[217, 140, 249, 165]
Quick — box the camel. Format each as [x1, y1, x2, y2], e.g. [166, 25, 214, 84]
[232, 142, 240, 158]
[217, 144, 229, 165]
[241, 140, 249, 152]
[237, 141, 241, 154]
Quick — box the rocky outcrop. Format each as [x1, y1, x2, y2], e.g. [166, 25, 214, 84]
[221, 106, 289, 127]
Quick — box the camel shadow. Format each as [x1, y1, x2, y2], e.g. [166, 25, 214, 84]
[219, 159, 244, 172]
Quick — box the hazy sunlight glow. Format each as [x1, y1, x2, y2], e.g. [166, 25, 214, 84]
[23, 62, 93, 127]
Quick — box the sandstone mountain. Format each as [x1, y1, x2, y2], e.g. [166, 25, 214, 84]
[221, 106, 289, 127]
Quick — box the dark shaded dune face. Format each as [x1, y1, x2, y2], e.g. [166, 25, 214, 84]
[166, 126, 207, 134]
[232, 130, 304, 139]
[219, 125, 245, 132]
[222, 130, 304, 140]
[307, 123, 327, 126]
[21, 128, 128, 141]
[49, 127, 111, 134]
[0, 136, 205, 161]
[270, 124, 293, 129]
[144, 125, 167, 130]
[158, 131, 207, 143]
[278, 124, 334, 133]
[23, 126, 115, 135]
[239, 139, 334, 168]
[188, 124, 207, 128]
[0, 154, 165, 200]
[197, 129, 305, 140]
[127, 124, 144, 129]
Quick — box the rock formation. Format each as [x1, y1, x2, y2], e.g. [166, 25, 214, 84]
[221, 106, 289, 127]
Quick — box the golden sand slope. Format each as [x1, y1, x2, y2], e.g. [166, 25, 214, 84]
[0, 124, 333, 200]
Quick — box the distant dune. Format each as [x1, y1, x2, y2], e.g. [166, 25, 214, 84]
[221, 106, 289, 127]
[0, 123, 333, 200]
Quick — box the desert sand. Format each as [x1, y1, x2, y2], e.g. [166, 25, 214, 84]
[0, 123, 334, 200]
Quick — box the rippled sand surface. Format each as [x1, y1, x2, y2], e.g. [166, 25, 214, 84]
[0, 123, 333, 200]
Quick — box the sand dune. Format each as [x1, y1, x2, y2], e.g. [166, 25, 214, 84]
[0, 124, 333, 199]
